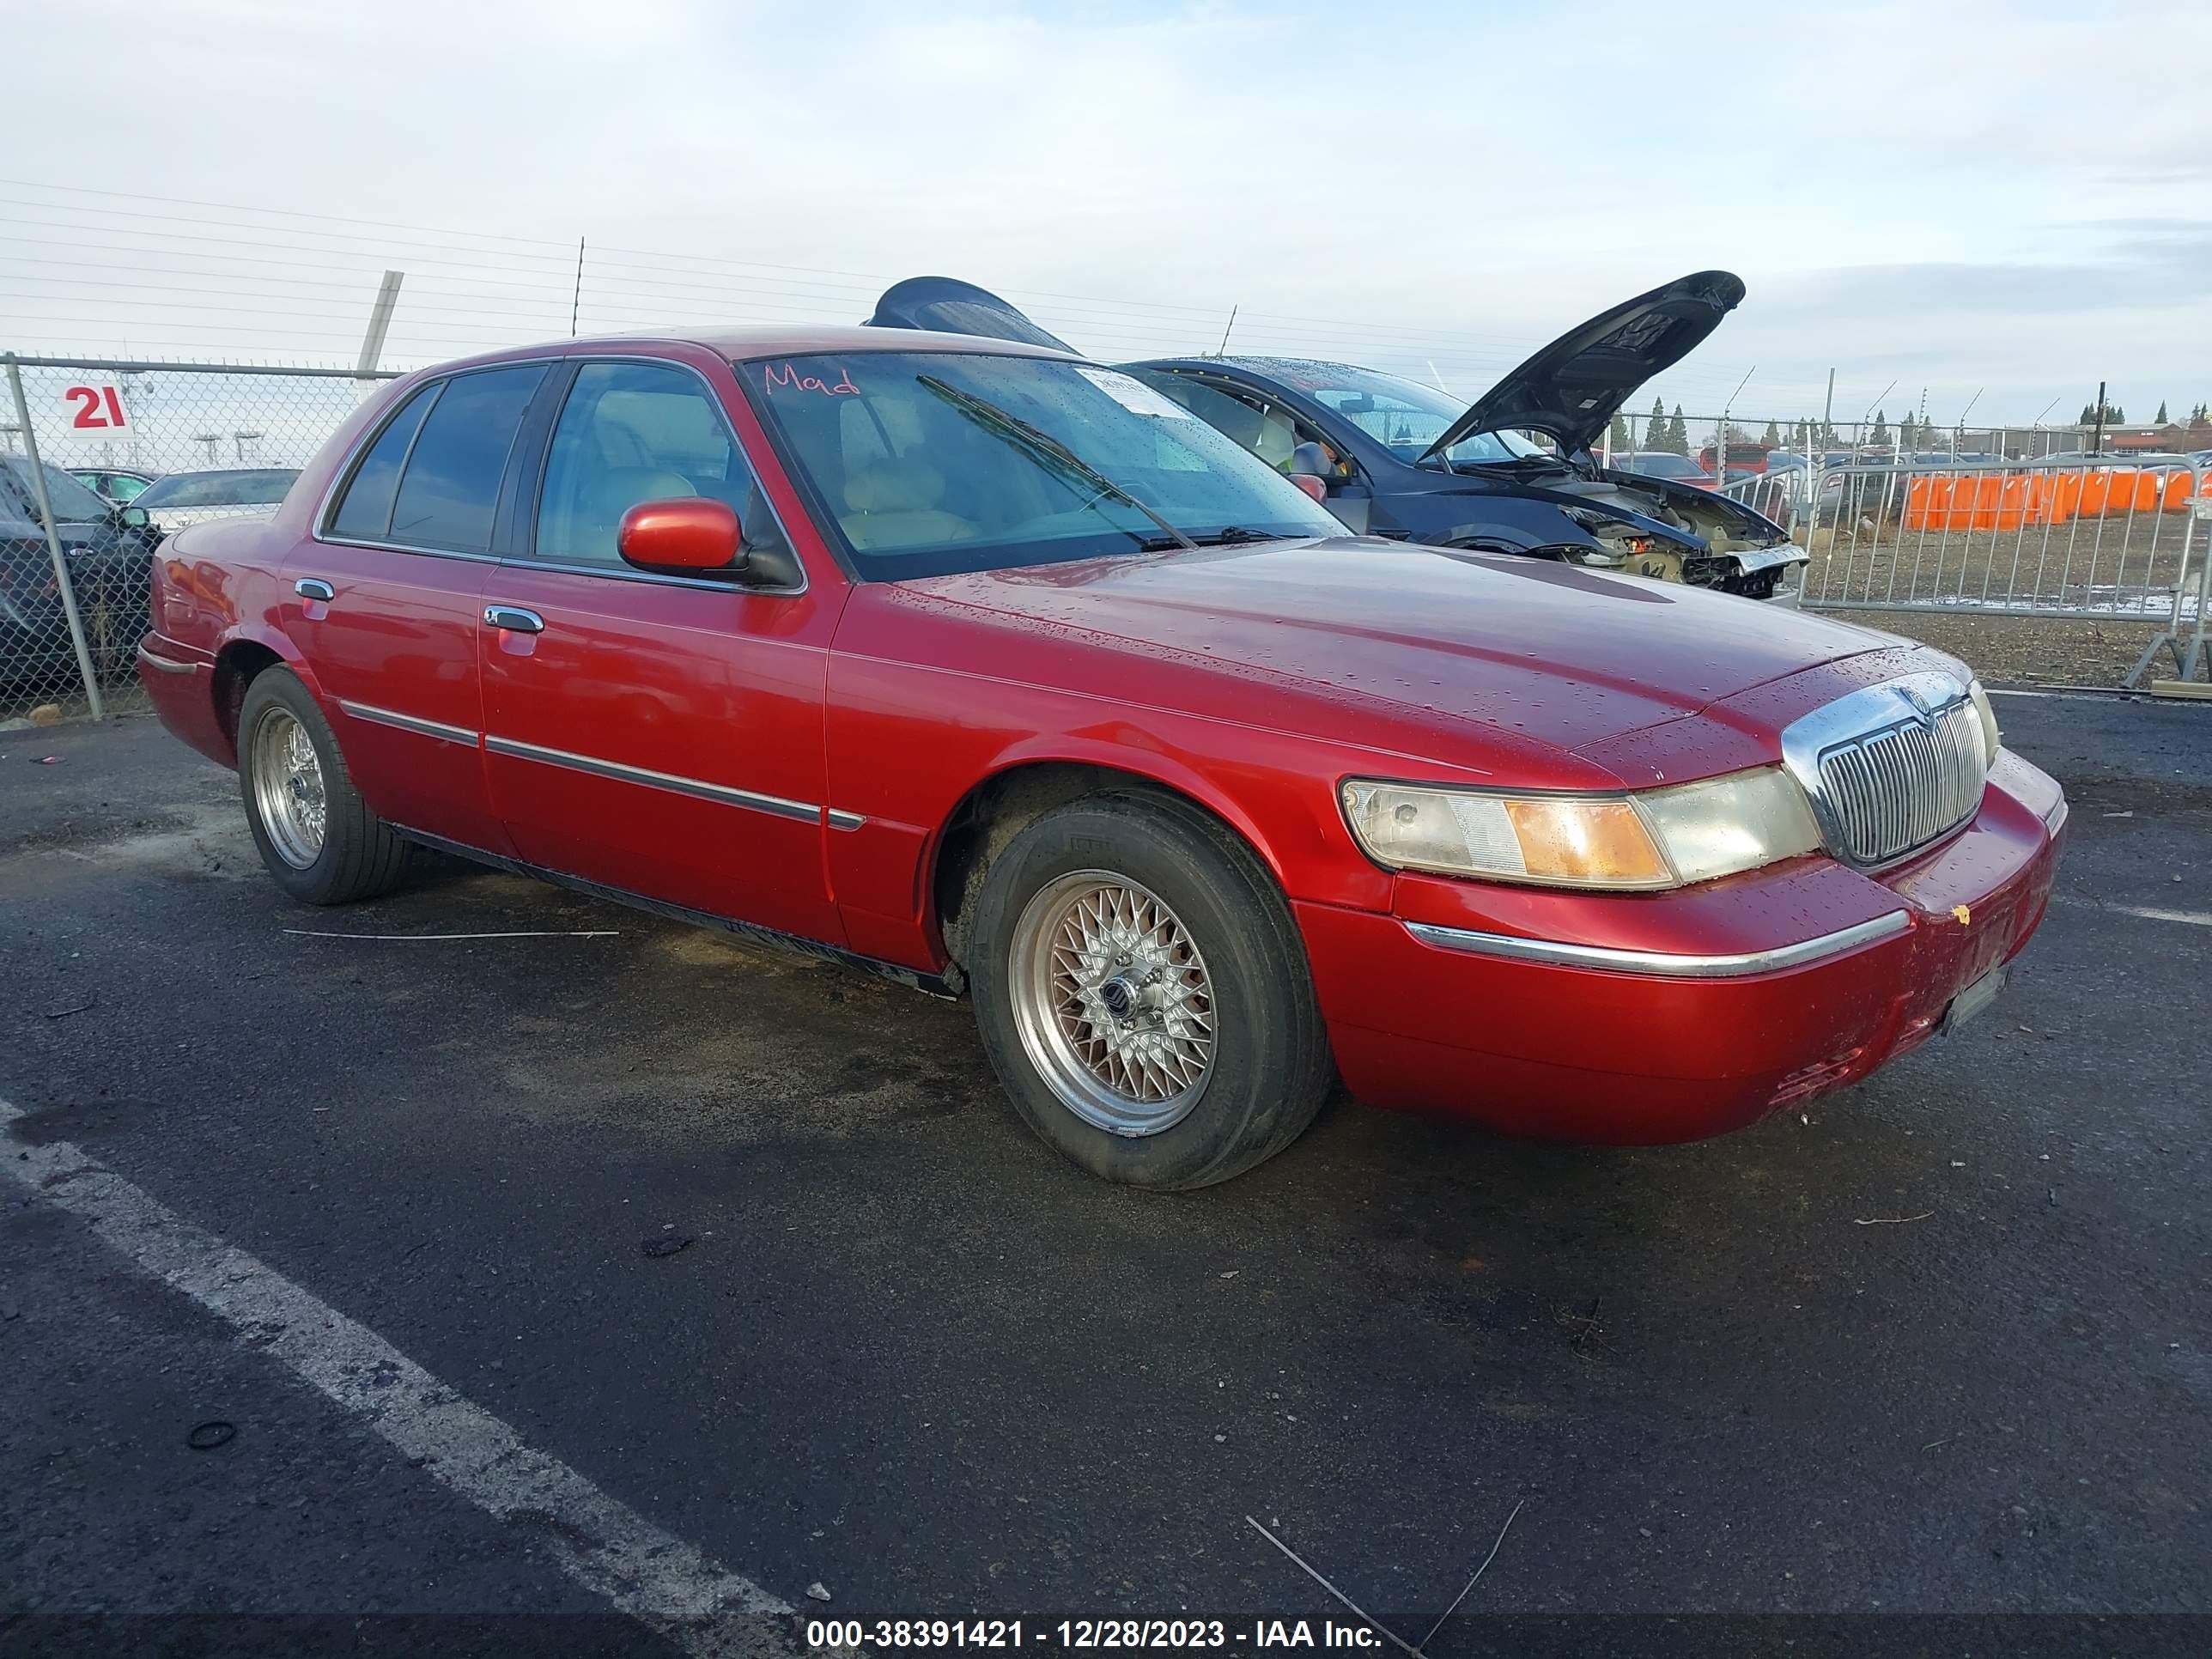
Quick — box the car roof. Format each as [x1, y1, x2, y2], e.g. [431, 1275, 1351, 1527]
[1134, 355, 1368, 378]
[434, 325, 1079, 372]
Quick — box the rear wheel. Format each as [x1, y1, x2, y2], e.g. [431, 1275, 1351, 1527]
[968, 793, 1332, 1189]
[237, 667, 410, 904]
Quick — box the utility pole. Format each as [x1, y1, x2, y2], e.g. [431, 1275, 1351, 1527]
[2091, 380, 2108, 457]
[356, 270, 404, 393]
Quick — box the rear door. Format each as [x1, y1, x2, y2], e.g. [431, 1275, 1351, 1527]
[289, 362, 548, 854]
[476, 354, 846, 945]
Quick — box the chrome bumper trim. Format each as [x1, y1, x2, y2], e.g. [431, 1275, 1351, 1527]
[337, 700, 479, 747]
[1403, 909, 1912, 979]
[483, 734, 820, 824]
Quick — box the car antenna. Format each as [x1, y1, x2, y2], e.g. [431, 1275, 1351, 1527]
[1214, 304, 1238, 357]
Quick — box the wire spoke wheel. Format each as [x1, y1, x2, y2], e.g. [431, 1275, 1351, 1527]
[250, 707, 327, 870]
[1009, 870, 1216, 1137]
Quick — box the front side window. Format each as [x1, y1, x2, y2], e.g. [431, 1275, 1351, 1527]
[1, 455, 114, 523]
[534, 361, 783, 569]
[1261, 364, 1547, 467]
[386, 365, 545, 554]
[1135, 373, 1348, 478]
[740, 351, 1340, 580]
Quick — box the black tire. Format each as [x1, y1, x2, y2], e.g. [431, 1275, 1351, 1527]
[236, 666, 410, 905]
[968, 791, 1333, 1189]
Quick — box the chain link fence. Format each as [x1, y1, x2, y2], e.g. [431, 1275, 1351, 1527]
[5, 357, 2209, 723]
[2, 354, 396, 726]
[1601, 411, 2210, 678]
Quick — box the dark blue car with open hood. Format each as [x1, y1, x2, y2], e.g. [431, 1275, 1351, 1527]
[866, 273, 1806, 599]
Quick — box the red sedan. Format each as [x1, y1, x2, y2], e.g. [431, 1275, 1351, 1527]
[137, 327, 2066, 1188]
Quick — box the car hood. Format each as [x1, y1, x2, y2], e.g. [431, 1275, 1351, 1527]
[891, 538, 1898, 764]
[865, 276, 1078, 353]
[1419, 270, 1746, 463]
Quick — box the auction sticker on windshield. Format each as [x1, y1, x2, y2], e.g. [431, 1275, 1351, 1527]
[1075, 367, 1192, 419]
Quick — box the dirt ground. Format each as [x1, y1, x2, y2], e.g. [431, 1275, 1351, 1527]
[1814, 606, 2173, 688]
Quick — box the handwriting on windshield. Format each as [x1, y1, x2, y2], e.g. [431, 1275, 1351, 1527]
[765, 362, 860, 397]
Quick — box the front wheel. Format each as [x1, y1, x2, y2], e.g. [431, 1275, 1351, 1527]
[968, 793, 1333, 1189]
[237, 667, 410, 905]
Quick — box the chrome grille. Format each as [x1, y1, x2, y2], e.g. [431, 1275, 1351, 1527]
[1781, 673, 1990, 866]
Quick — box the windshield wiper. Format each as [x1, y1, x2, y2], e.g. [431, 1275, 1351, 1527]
[915, 374, 1199, 553]
[1188, 526, 1295, 545]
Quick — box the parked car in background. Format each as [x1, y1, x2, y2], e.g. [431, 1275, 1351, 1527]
[70, 466, 161, 504]
[869, 272, 1808, 599]
[138, 325, 2063, 1188]
[1611, 452, 1716, 486]
[132, 467, 301, 533]
[1, 455, 161, 685]
[1699, 441, 1771, 477]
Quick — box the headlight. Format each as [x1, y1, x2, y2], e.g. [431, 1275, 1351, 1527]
[1340, 768, 1822, 890]
[1967, 678, 2002, 763]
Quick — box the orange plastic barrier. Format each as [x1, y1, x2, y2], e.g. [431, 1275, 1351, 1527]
[1897, 465, 2198, 530]
[1903, 474, 1954, 530]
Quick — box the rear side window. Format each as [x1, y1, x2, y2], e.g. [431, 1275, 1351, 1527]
[329, 383, 438, 540]
[386, 366, 546, 553]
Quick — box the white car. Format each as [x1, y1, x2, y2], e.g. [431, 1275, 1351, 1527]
[132, 468, 301, 534]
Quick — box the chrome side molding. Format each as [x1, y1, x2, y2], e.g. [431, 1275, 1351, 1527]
[1403, 909, 1911, 978]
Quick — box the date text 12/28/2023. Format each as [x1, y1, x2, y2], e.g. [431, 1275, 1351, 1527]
[805, 1620, 1382, 1649]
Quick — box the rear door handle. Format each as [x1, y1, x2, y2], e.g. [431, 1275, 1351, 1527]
[484, 605, 544, 635]
[295, 578, 335, 602]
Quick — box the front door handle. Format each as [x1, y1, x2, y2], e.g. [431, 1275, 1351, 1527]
[295, 578, 335, 602]
[484, 605, 544, 635]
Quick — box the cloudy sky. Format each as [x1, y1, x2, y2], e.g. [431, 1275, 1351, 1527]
[6, 0, 2209, 426]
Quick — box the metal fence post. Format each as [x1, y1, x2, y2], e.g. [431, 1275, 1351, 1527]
[4, 353, 105, 720]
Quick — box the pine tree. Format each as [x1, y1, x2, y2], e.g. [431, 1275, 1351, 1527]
[1761, 419, 1781, 447]
[1871, 410, 1890, 448]
[1898, 412, 1917, 450]
[1666, 404, 1690, 455]
[1646, 395, 1667, 451]
[1607, 410, 1632, 453]
[2155, 401, 2168, 423]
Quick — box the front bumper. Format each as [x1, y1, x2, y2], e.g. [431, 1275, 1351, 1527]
[1296, 750, 2067, 1143]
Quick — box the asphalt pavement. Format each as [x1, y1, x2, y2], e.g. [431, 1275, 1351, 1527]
[2, 690, 2207, 1658]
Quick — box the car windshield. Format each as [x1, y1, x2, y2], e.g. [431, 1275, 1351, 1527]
[1259, 364, 1548, 467]
[739, 351, 1342, 579]
[1, 454, 114, 522]
[137, 468, 299, 508]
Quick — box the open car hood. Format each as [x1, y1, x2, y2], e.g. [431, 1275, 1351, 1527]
[865, 276, 1076, 354]
[1418, 270, 1746, 464]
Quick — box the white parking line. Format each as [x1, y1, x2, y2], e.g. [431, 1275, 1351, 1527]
[2051, 896, 2212, 927]
[0, 1098, 799, 1659]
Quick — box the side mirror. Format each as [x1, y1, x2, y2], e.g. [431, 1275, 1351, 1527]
[118, 505, 150, 529]
[617, 497, 742, 574]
